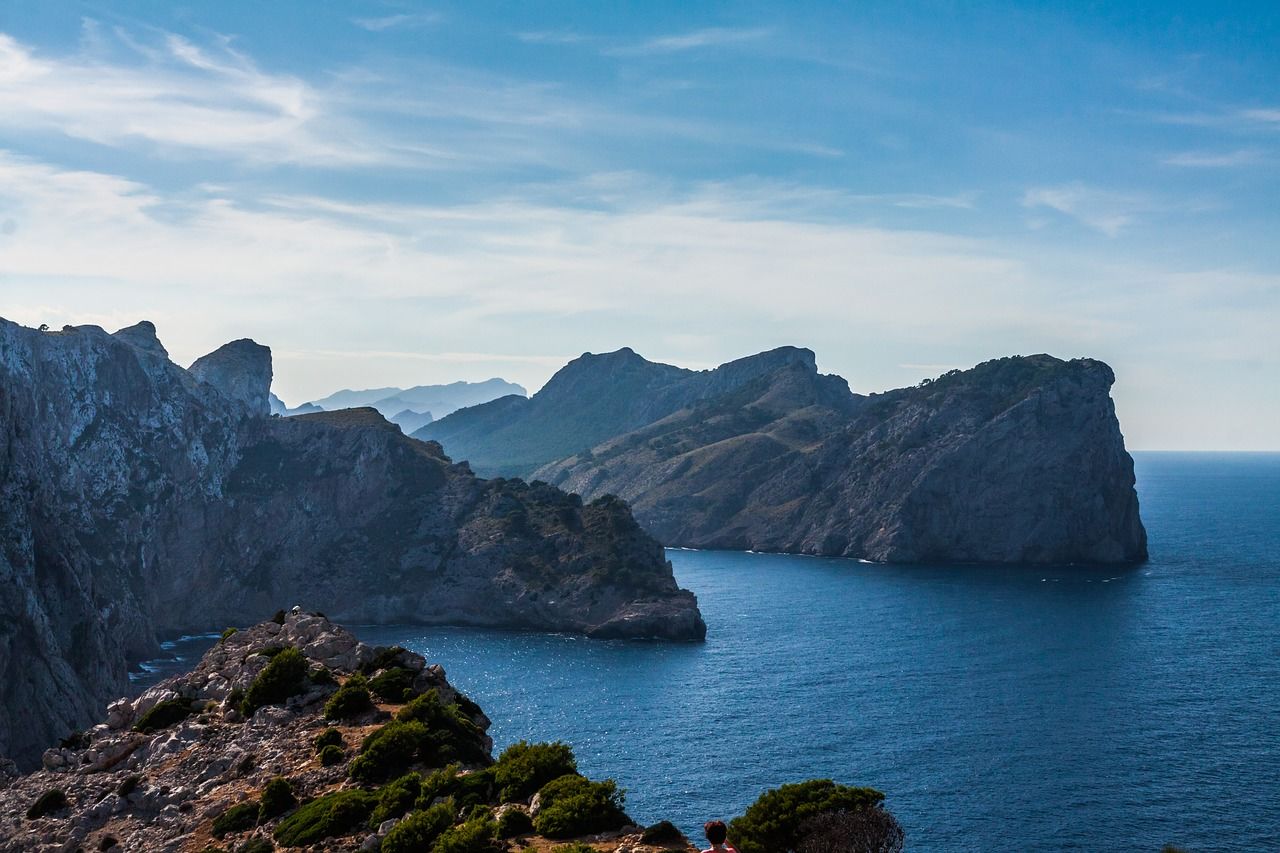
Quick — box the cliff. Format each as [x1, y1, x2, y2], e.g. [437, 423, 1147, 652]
[0, 613, 698, 852]
[424, 347, 1146, 565]
[0, 319, 703, 767]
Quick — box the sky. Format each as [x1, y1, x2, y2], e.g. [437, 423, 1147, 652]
[0, 2, 1277, 450]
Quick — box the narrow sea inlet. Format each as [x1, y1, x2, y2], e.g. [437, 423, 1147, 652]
[141, 452, 1280, 850]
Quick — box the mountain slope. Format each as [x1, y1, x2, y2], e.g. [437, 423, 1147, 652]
[308, 378, 527, 419]
[0, 319, 703, 766]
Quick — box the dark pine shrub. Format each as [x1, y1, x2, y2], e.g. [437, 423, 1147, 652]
[396, 690, 489, 766]
[133, 698, 196, 733]
[318, 744, 346, 766]
[797, 807, 905, 853]
[727, 780, 886, 853]
[380, 801, 457, 853]
[532, 774, 628, 839]
[550, 844, 596, 853]
[273, 789, 376, 847]
[237, 838, 274, 853]
[258, 777, 296, 821]
[220, 627, 238, 643]
[314, 727, 344, 751]
[493, 741, 577, 802]
[242, 648, 309, 716]
[26, 789, 69, 819]
[368, 772, 422, 827]
[212, 801, 260, 838]
[362, 646, 409, 675]
[349, 720, 430, 785]
[496, 807, 533, 838]
[369, 667, 418, 703]
[640, 820, 684, 845]
[323, 675, 374, 720]
[431, 812, 499, 853]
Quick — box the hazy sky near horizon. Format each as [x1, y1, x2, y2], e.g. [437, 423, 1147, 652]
[1, 2, 1277, 449]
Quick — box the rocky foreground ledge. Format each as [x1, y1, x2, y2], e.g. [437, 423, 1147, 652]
[0, 613, 709, 853]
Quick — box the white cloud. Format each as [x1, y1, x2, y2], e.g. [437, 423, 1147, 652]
[1162, 149, 1261, 167]
[352, 13, 442, 32]
[606, 27, 773, 56]
[1022, 183, 1150, 237]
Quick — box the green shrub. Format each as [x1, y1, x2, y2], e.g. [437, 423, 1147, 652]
[413, 765, 497, 813]
[369, 773, 423, 827]
[272, 610, 286, 624]
[349, 720, 430, 785]
[273, 789, 376, 847]
[26, 789, 68, 819]
[315, 728, 344, 751]
[259, 778, 296, 821]
[497, 807, 533, 838]
[310, 667, 337, 686]
[380, 800, 456, 853]
[432, 813, 499, 853]
[550, 844, 595, 853]
[324, 675, 373, 720]
[797, 807, 904, 853]
[369, 667, 418, 703]
[237, 839, 274, 853]
[212, 801, 260, 838]
[318, 744, 346, 767]
[362, 646, 409, 674]
[257, 645, 288, 659]
[727, 780, 885, 853]
[396, 690, 489, 766]
[640, 820, 683, 845]
[242, 648, 309, 715]
[133, 698, 196, 733]
[494, 741, 577, 802]
[220, 627, 238, 643]
[532, 775, 627, 839]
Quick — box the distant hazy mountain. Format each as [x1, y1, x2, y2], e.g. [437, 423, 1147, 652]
[390, 408, 434, 434]
[306, 379, 526, 419]
[420, 347, 1147, 565]
[268, 392, 322, 417]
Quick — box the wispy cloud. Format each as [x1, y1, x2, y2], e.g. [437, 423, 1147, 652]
[352, 13, 442, 32]
[1022, 183, 1151, 237]
[516, 31, 589, 46]
[1162, 149, 1261, 168]
[605, 27, 772, 57]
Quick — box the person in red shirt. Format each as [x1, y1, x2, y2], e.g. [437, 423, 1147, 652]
[701, 819, 738, 853]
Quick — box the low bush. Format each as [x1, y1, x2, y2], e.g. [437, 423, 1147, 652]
[532, 775, 628, 839]
[396, 691, 489, 766]
[26, 789, 68, 819]
[273, 789, 376, 847]
[314, 728, 344, 750]
[550, 844, 595, 853]
[432, 812, 499, 853]
[212, 801, 260, 838]
[493, 741, 576, 802]
[349, 720, 430, 785]
[310, 667, 337, 686]
[318, 745, 346, 766]
[497, 807, 533, 838]
[242, 648, 309, 716]
[324, 675, 373, 720]
[380, 801, 456, 853]
[220, 627, 238, 643]
[362, 646, 409, 675]
[796, 807, 904, 853]
[369, 773, 422, 827]
[133, 698, 196, 733]
[237, 838, 274, 853]
[259, 778, 296, 821]
[369, 667, 417, 703]
[272, 610, 286, 624]
[640, 820, 684, 845]
[727, 780, 885, 853]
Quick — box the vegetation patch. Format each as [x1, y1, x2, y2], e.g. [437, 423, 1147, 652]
[369, 772, 423, 827]
[493, 741, 576, 802]
[220, 627, 238, 643]
[395, 690, 490, 765]
[242, 647, 309, 715]
[640, 820, 683, 845]
[259, 777, 296, 821]
[380, 801, 456, 853]
[362, 645, 409, 675]
[532, 775, 628, 839]
[796, 807, 904, 853]
[314, 727, 344, 751]
[324, 674, 374, 720]
[318, 744, 346, 766]
[369, 667, 418, 703]
[26, 789, 68, 819]
[497, 807, 533, 838]
[414, 765, 497, 813]
[727, 779, 885, 853]
[212, 801, 260, 838]
[432, 812, 499, 853]
[349, 720, 430, 785]
[273, 789, 376, 847]
[133, 698, 196, 733]
[237, 838, 275, 853]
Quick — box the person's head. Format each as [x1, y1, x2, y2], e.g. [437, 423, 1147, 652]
[704, 820, 728, 846]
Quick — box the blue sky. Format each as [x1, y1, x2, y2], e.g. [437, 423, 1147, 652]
[1, 2, 1277, 448]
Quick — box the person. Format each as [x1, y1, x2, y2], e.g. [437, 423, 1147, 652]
[702, 819, 738, 853]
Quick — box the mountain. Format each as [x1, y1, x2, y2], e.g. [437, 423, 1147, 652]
[0, 319, 703, 767]
[268, 392, 322, 417]
[389, 408, 434, 434]
[414, 346, 821, 477]
[306, 378, 527, 420]
[424, 347, 1147, 565]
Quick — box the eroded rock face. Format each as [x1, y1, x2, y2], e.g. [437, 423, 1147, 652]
[188, 338, 273, 416]
[529, 353, 1148, 564]
[0, 319, 703, 767]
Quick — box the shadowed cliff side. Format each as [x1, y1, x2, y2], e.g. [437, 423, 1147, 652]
[0, 319, 703, 767]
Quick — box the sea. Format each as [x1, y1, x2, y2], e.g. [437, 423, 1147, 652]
[138, 452, 1280, 851]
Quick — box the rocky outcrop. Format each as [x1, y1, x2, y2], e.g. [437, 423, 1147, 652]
[425, 347, 1146, 565]
[0, 319, 703, 767]
[0, 613, 695, 852]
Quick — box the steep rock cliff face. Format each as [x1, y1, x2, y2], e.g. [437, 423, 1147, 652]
[0, 319, 703, 767]
[446, 350, 1148, 565]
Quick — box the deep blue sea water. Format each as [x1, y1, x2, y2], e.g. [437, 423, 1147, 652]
[139, 452, 1280, 851]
